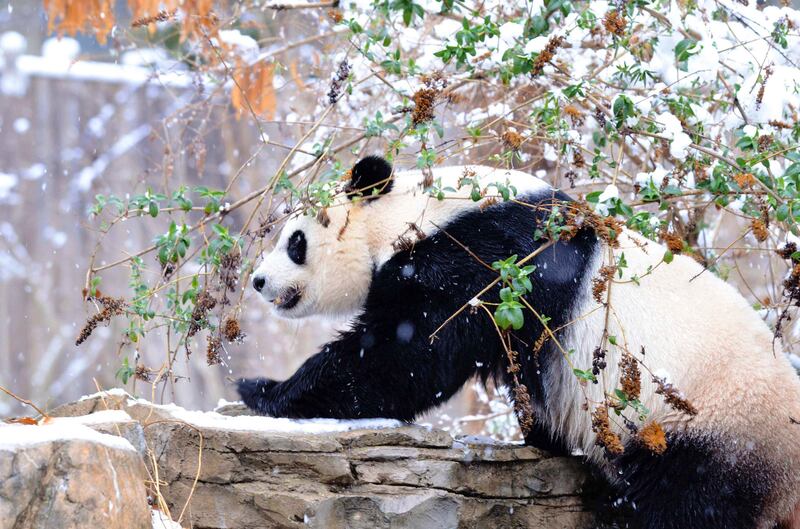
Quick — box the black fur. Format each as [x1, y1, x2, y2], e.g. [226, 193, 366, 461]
[238, 190, 595, 422]
[286, 230, 307, 265]
[611, 433, 774, 529]
[346, 155, 394, 198]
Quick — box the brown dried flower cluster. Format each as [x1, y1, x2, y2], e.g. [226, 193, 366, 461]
[756, 65, 773, 108]
[76, 296, 127, 346]
[559, 201, 623, 248]
[778, 242, 798, 260]
[219, 250, 242, 294]
[327, 59, 351, 105]
[513, 383, 535, 434]
[652, 374, 698, 416]
[733, 172, 757, 189]
[594, 107, 607, 127]
[410, 73, 449, 125]
[412, 88, 438, 125]
[188, 290, 217, 338]
[327, 9, 344, 23]
[131, 8, 177, 28]
[603, 10, 627, 37]
[769, 119, 794, 129]
[207, 336, 222, 365]
[501, 130, 524, 150]
[619, 353, 641, 400]
[638, 421, 667, 454]
[479, 196, 500, 212]
[572, 151, 586, 168]
[752, 218, 769, 242]
[504, 346, 534, 436]
[592, 404, 625, 455]
[532, 333, 549, 362]
[592, 265, 616, 304]
[563, 104, 584, 126]
[532, 36, 565, 76]
[134, 363, 152, 382]
[662, 230, 684, 254]
[693, 160, 709, 183]
[223, 318, 244, 342]
[591, 346, 607, 378]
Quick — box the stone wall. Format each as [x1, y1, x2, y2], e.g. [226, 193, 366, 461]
[0, 390, 604, 529]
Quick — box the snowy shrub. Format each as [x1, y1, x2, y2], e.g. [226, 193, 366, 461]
[56, 0, 800, 437]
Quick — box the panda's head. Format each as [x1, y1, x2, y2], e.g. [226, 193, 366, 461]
[251, 156, 394, 319]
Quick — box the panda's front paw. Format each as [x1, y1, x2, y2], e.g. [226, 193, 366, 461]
[236, 377, 279, 414]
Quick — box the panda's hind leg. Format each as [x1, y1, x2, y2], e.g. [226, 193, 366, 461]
[615, 433, 772, 529]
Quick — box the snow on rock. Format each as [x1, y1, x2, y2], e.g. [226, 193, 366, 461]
[0, 420, 136, 452]
[139, 399, 404, 433]
[32, 390, 598, 528]
[78, 387, 131, 401]
[0, 416, 150, 529]
[56, 408, 134, 426]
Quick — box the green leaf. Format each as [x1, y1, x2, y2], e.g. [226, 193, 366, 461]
[495, 302, 524, 330]
[777, 203, 790, 222]
[499, 287, 515, 302]
[573, 368, 597, 383]
[674, 38, 698, 62]
[664, 250, 674, 264]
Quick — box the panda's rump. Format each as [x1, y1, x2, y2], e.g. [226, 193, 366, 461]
[572, 231, 800, 527]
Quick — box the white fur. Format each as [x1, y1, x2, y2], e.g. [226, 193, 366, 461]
[252, 165, 550, 318]
[549, 230, 800, 525]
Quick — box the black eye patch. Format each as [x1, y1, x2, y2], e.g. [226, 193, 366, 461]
[287, 230, 307, 265]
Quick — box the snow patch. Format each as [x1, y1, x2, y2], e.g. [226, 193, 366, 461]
[0, 421, 136, 452]
[135, 400, 403, 433]
[54, 409, 133, 425]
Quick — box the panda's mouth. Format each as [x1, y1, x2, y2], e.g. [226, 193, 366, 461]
[271, 286, 302, 310]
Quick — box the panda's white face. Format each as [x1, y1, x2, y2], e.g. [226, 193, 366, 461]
[251, 206, 373, 319]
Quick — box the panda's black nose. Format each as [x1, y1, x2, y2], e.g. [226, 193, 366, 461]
[253, 275, 266, 292]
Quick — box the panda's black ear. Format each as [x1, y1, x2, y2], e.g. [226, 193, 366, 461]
[346, 155, 394, 200]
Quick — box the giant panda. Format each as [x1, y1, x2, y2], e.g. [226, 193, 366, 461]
[239, 155, 800, 529]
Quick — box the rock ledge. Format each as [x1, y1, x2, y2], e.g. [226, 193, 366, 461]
[0, 390, 600, 529]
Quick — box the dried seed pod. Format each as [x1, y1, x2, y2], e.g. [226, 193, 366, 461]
[76, 296, 127, 346]
[652, 375, 698, 416]
[592, 404, 625, 456]
[639, 422, 667, 454]
[619, 353, 641, 401]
